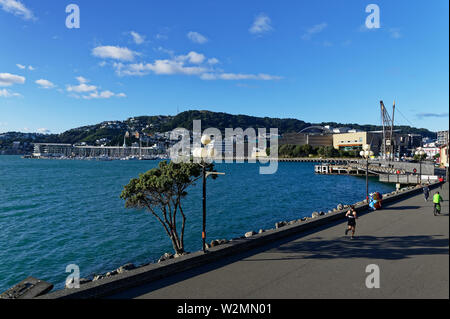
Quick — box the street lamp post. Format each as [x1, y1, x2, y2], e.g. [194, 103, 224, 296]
[415, 147, 426, 185]
[360, 144, 374, 203]
[193, 135, 225, 253]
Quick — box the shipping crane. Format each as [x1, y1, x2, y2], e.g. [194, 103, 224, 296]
[380, 100, 396, 161]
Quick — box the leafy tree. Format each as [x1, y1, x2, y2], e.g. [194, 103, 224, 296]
[413, 153, 428, 161]
[120, 161, 218, 255]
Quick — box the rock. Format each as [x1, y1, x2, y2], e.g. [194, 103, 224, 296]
[105, 270, 118, 277]
[311, 212, 320, 219]
[210, 239, 220, 247]
[117, 263, 136, 274]
[288, 220, 296, 225]
[319, 211, 325, 216]
[258, 229, 265, 234]
[328, 210, 333, 214]
[93, 275, 104, 281]
[301, 217, 308, 222]
[275, 221, 287, 229]
[219, 239, 229, 245]
[80, 278, 91, 285]
[337, 204, 344, 210]
[158, 253, 174, 263]
[174, 252, 189, 258]
[245, 231, 256, 238]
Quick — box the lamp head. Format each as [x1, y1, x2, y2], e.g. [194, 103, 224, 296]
[201, 135, 212, 146]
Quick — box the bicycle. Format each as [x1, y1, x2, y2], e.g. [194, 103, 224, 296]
[434, 203, 441, 216]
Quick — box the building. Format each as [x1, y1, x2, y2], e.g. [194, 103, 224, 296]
[333, 132, 383, 155]
[279, 133, 333, 147]
[421, 147, 440, 159]
[33, 143, 73, 157]
[437, 130, 449, 146]
[440, 145, 449, 168]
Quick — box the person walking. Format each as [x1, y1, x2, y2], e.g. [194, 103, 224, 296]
[433, 192, 444, 216]
[423, 184, 430, 202]
[345, 206, 358, 239]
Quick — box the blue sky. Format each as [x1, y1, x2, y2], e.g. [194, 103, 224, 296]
[0, 0, 448, 134]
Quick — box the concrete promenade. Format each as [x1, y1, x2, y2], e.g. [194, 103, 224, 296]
[112, 183, 449, 299]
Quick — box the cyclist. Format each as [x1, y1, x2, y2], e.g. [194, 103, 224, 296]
[433, 192, 444, 216]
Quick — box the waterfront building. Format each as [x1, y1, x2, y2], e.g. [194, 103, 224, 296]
[437, 130, 449, 146]
[333, 132, 383, 154]
[33, 143, 73, 157]
[280, 133, 334, 147]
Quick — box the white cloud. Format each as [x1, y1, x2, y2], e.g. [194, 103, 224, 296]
[0, 88, 21, 97]
[82, 90, 126, 100]
[28, 65, 34, 70]
[187, 31, 208, 44]
[66, 77, 126, 99]
[0, 73, 25, 86]
[301, 23, 327, 40]
[130, 31, 145, 45]
[0, 0, 35, 21]
[92, 46, 137, 61]
[249, 13, 273, 35]
[35, 79, 56, 89]
[76, 76, 89, 84]
[207, 58, 219, 65]
[177, 51, 206, 64]
[201, 73, 282, 81]
[37, 128, 51, 134]
[115, 60, 208, 77]
[113, 50, 282, 82]
[67, 77, 97, 93]
[16, 64, 26, 69]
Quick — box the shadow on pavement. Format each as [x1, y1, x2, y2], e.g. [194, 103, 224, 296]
[249, 235, 449, 262]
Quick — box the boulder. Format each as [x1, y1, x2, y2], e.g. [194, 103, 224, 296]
[319, 211, 325, 216]
[105, 270, 118, 277]
[117, 263, 136, 274]
[337, 204, 344, 210]
[174, 252, 189, 258]
[245, 231, 256, 238]
[275, 221, 287, 229]
[258, 229, 265, 234]
[158, 253, 174, 263]
[92, 275, 104, 281]
[311, 212, 320, 219]
[288, 220, 296, 225]
[301, 217, 308, 222]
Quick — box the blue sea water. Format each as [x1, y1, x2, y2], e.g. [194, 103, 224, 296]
[0, 156, 395, 292]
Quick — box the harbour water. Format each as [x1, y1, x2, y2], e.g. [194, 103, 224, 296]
[0, 156, 395, 292]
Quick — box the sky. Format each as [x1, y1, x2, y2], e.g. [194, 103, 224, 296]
[0, 0, 448, 134]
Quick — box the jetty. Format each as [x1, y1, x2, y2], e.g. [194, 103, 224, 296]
[314, 159, 443, 185]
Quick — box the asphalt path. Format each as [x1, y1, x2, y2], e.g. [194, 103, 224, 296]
[112, 183, 449, 299]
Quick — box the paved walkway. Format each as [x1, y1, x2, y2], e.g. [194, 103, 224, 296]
[112, 183, 449, 299]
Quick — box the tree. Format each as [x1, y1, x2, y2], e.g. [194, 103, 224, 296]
[120, 161, 217, 255]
